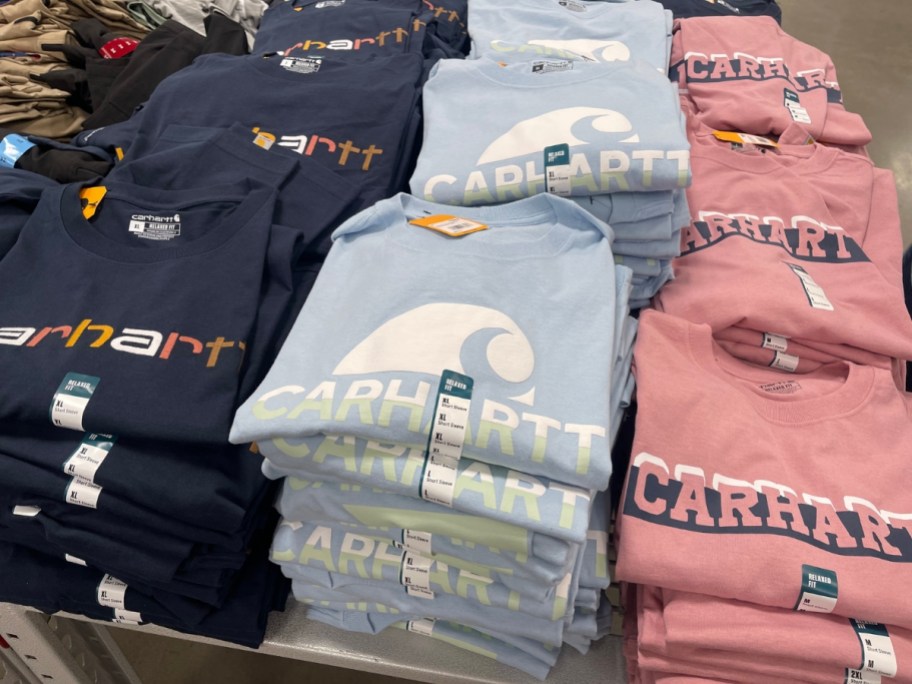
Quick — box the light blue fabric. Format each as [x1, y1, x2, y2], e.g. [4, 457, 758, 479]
[290, 581, 566, 644]
[614, 236, 680, 260]
[259, 437, 593, 543]
[579, 491, 611, 590]
[280, 557, 571, 622]
[572, 189, 678, 227]
[409, 59, 690, 204]
[273, 476, 579, 577]
[614, 254, 667, 277]
[468, 0, 672, 72]
[270, 519, 573, 600]
[232, 192, 619, 490]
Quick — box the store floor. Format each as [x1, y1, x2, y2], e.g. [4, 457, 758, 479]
[102, 2, 912, 683]
[779, 0, 912, 247]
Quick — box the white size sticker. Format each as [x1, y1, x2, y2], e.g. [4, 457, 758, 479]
[402, 530, 432, 556]
[795, 565, 838, 613]
[407, 618, 436, 636]
[112, 609, 142, 624]
[761, 333, 789, 352]
[63, 433, 116, 483]
[400, 552, 434, 598]
[786, 262, 834, 311]
[280, 56, 322, 74]
[97, 575, 128, 609]
[531, 60, 573, 74]
[50, 373, 100, 431]
[12, 505, 40, 517]
[557, 0, 587, 11]
[769, 350, 799, 373]
[845, 668, 882, 684]
[852, 620, 898, 678]
[65, 554, 87, 566]
[65, 477, 102, 509]
[420, 370, 472, 507]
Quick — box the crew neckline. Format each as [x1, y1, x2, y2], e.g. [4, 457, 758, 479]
[463, 54, 630, 89]
[685, 319, 875, 424]
[689, 122, 840, 177]
[60, 181, 273, 263]
[381, 192, 608, 259]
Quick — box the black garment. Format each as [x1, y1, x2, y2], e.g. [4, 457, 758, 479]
[0, 129, 113, 182]
[903, 245, 912, 391]
[657, 0, 782, 22]
[82, 15, 249, 129]
[33, 19, 136, 111]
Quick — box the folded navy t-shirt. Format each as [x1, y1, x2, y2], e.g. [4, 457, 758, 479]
[0, 180, 278, 443]
[75, 53, 425, 210]
[0, 423, 268, 534]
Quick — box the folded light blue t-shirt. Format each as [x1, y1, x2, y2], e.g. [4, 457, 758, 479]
[280, 555, 571, 622]
[271, 519, 573, 600]
[290, 581, 566, 644]
[410, 59, 690, 205]
[468, 0, 672, 72]
[260, 437, 592, 543]
[273, 477, 578, 572]
[232, 192, 619, 489]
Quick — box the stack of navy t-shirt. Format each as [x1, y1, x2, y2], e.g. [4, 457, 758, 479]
[410, 0, 691, 309]
[230, 191, 623, 678]
[0, 123, 385, 646]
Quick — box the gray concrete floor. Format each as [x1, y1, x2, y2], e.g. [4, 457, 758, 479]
[778, 0, 912, 246]
[106, 3, 912, 682]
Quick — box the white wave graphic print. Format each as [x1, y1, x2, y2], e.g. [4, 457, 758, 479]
[332, 303, 534, 386]
[526, 39, 631, 63]
[476, 107, 640, 165]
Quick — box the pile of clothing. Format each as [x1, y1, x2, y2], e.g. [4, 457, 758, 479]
[412, 0, 692, 308]
[616, 15, 912, 684]
[0, 0, 469, 650]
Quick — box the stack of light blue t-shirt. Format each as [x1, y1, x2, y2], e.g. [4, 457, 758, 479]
[231, 191, 629, 678]
[409, 0, 692, 308]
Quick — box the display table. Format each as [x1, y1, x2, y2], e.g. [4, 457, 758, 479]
[0, 601, 625, 684]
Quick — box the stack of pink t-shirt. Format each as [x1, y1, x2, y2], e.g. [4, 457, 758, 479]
[615, 310, 911, 683]
[653, 121, 912, 371]
[670, 15, 871, 146]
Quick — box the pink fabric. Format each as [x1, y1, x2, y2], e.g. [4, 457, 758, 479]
[670, 16, 871, 145]
[616, 310, 912, 629]
[636, 586, 907, 683]
[653, 124, 912, 363]
[652, 586, 912, 679]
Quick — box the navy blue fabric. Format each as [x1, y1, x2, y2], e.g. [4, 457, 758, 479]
[0, 451, 268, 547]
[101, 123, 363, 398]
[74, 52, 425, 210]
[0, 531, 289, 648]
[0, 180, 279, 443]
[255, 0, 425, 56]
[657, 0, 781, 22]
[0, 168, 58, 258]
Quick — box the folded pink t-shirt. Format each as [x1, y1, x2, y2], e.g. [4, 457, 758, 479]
[670, 15, 871, 145]
[654, 125, 912, 363]
[616, 310, 912, 629]
[651, 586, 908, 679]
